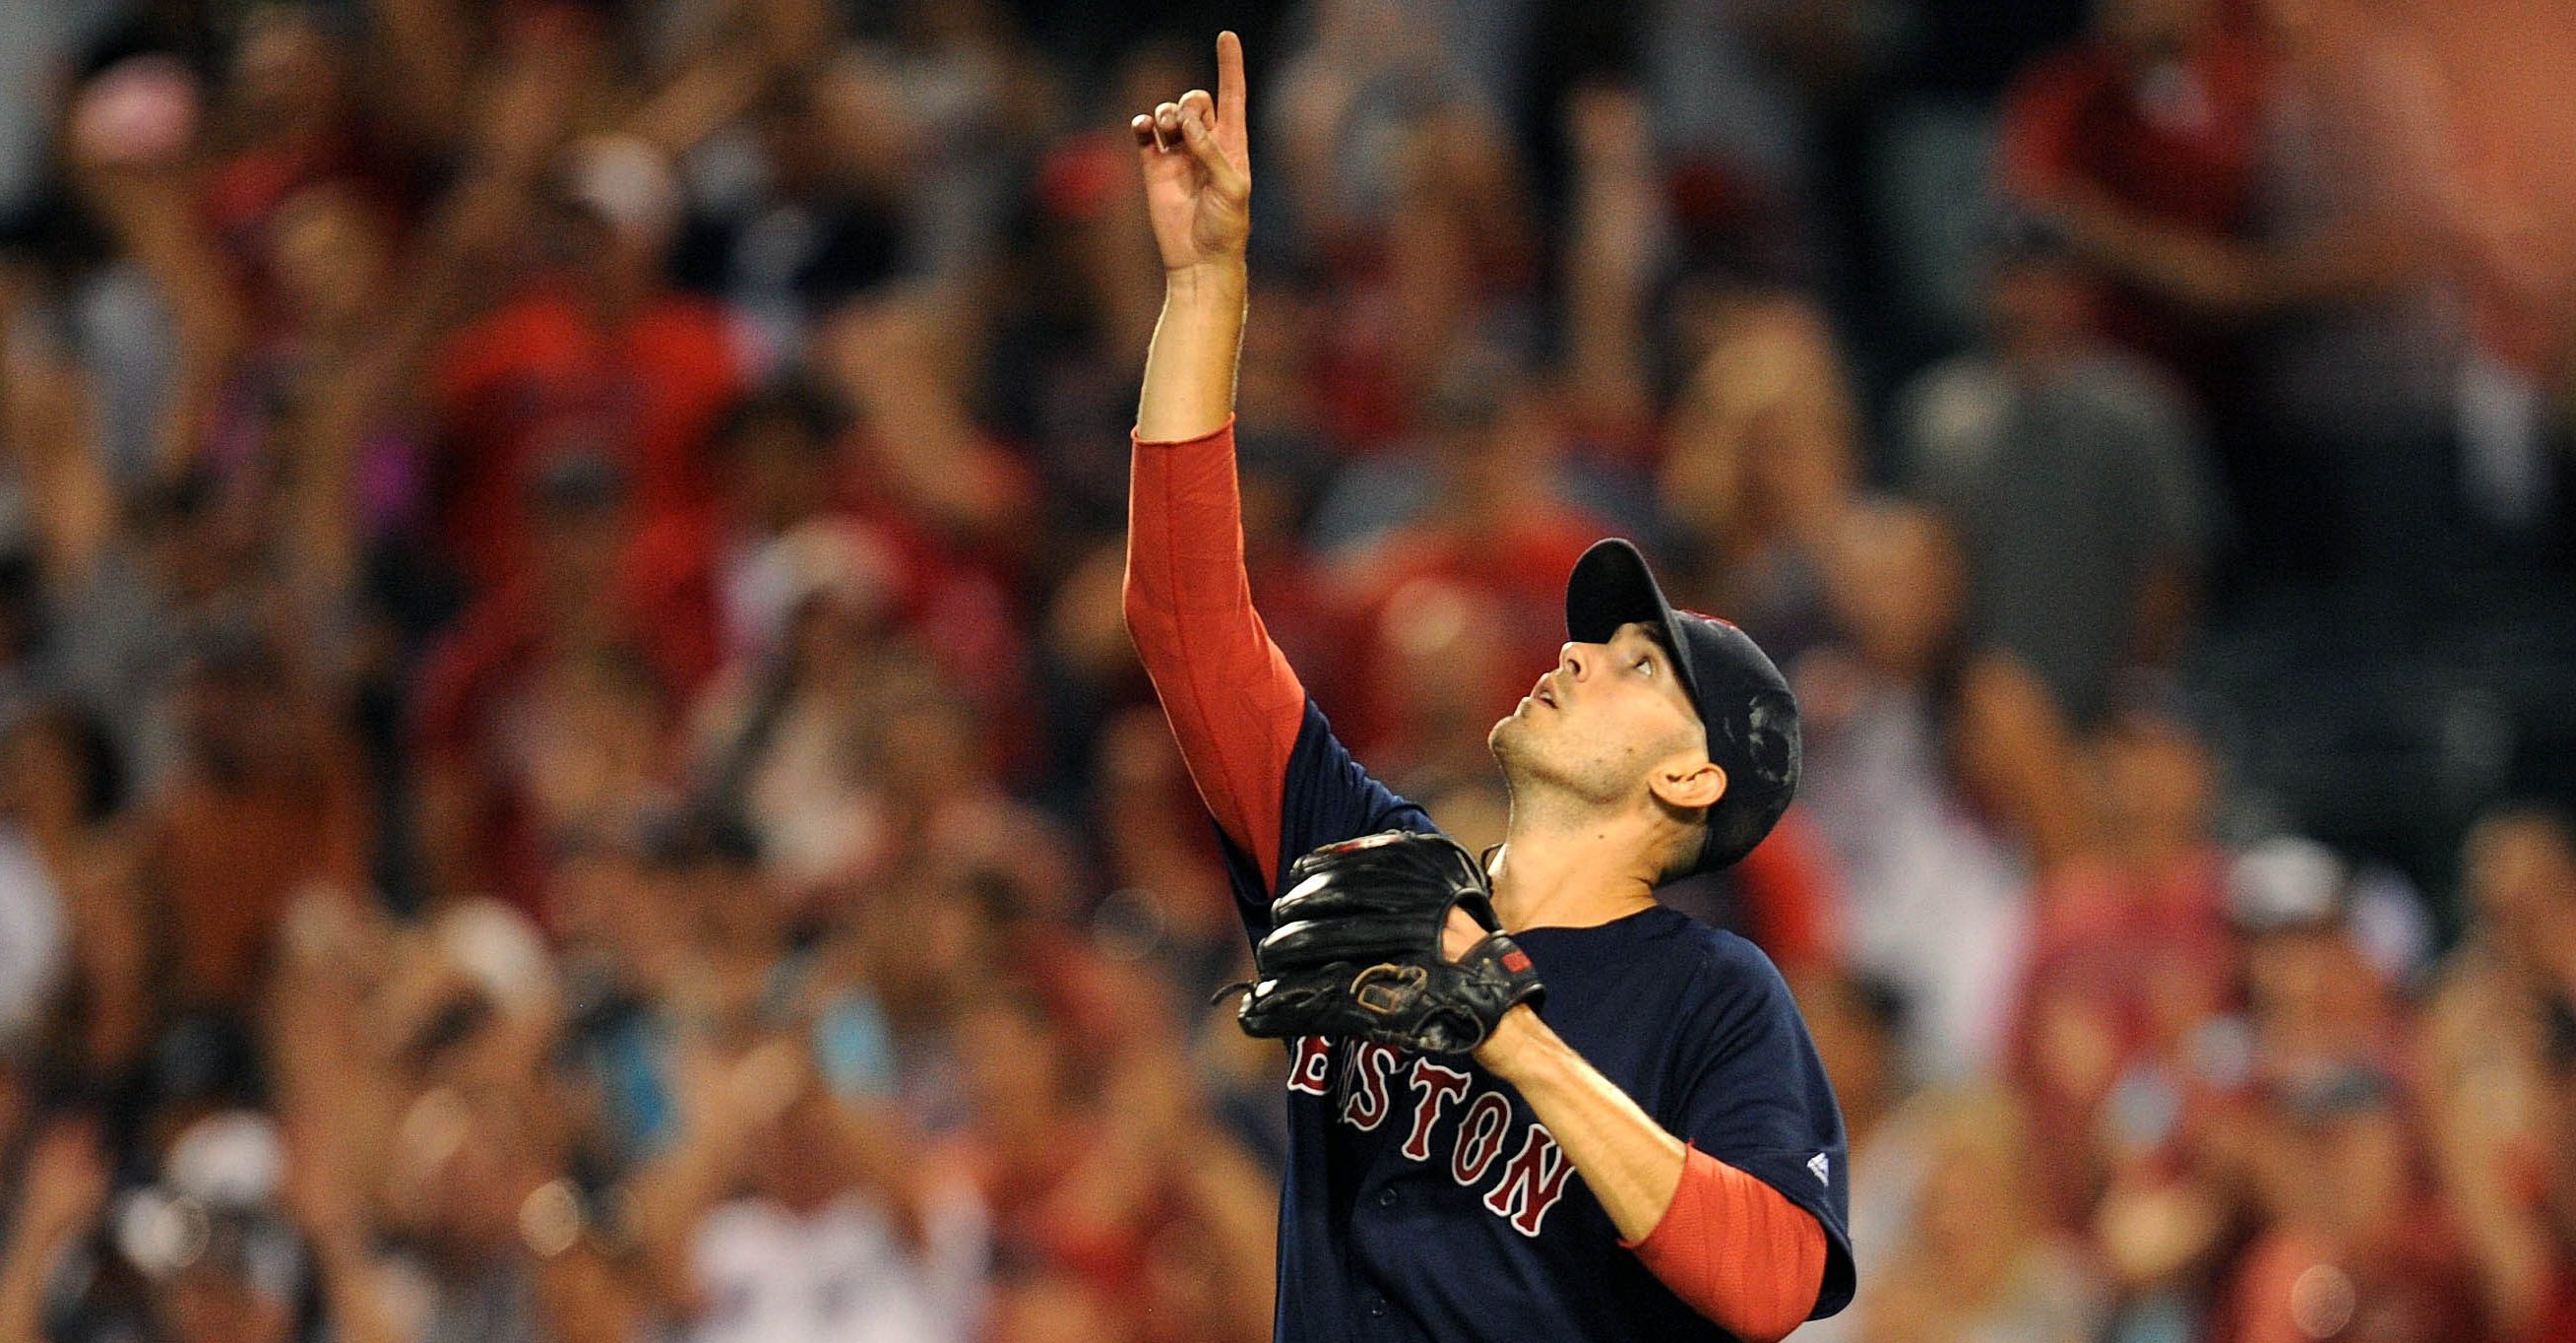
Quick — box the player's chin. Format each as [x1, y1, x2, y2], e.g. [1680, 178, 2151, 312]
[1486, 711, 1530, 757]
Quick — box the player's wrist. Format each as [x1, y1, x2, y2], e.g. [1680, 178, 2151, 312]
[1474, 1003, 1547, 1081]
[1163, 257, 1248, 297]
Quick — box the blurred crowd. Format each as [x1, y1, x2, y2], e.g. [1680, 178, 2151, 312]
[0, 0, 2571, 1340]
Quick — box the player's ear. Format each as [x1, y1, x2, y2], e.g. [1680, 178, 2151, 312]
[1649, 757, 1727, 812]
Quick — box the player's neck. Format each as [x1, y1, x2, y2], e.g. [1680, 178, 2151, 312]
[1485, 808, 1662, 932]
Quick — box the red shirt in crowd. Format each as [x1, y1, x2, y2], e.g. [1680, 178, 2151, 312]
[146, 735, 374, 1013]
[410, 516, 719, 924]
[1998, 31, 2278, 384]
[431, 284, 743, 590]
[1332, 503, 1608, 759]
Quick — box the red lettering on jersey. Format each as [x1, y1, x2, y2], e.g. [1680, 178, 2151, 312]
[1339, 1044, 1400, 1130]
[1400, 1060, 1472, 1160]
[1287, 1036, 1335, 1097]
[1450, 1092, 1511, 1186]
[1481, 1124, 1575, 1237]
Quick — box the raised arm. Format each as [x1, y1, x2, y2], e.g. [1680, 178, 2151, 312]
[1132, 32, 1252, 441]
[1560, 86, 1661, 437]
[822, 291, 1034, 546]
[1121, 34, 1310, 881]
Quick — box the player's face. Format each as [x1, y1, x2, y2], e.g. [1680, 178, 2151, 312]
[1489, 622, 1707, 805]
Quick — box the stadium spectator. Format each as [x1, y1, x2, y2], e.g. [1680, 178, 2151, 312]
[1795, 499, 2028, 1084]
[1856, 1088, 2111, 1341]
[428, 130, 742, 594]
[1655, 293, 1859, 663]
[143, 623, 370, 1022]
[1897, 212, 2218, 728]
[1997, 0, 2275, 392]
[629, 1035, 989, 1343]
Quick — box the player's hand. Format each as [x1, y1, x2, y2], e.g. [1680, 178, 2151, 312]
[1443, 906, 1483, 962]
[1131, 32, 1250, 275]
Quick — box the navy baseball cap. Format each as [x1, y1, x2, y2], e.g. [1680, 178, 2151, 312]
[1565, 539, 1801, 875]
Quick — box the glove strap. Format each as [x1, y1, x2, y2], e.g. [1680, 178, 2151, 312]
[1455, 934, 1546, 1015]
[1351, 962, 1431, 1017]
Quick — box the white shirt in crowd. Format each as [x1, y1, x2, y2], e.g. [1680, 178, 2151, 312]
[681, 1183, 987, 1343]
[1796, 684, 2031, 1084]
[0, 828, 66, 1044]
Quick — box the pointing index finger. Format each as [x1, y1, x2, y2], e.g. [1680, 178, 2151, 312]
[1216, 31, 1248, 158]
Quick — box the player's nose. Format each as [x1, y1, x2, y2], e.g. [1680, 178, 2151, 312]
[1559, 642, 1594, 679]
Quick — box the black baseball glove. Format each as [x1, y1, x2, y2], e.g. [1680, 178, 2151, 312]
[1225, 830, 1544, 1055]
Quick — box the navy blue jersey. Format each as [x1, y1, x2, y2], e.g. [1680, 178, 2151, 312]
[1220, 701, 1856, 1342]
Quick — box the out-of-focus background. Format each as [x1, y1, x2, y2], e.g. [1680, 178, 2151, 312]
[0, 0, 2571, 1340]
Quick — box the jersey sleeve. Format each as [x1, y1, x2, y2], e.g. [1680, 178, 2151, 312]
[1211, 701, 1436, 934]
[1124, 420, 1433, 935]
[1664, 934, 1855, 1319]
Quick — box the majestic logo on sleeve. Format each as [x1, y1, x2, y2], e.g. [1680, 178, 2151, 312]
[1286, 1037, 1577, 1238]
[1807, 1152, 1830, 1185]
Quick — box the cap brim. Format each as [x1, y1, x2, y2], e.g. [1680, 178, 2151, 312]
[1565, 539, 1703, 705]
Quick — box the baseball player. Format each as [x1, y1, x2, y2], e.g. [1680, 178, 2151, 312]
[1123, 34, 1853, 1343]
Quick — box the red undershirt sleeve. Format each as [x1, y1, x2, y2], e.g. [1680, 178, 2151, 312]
[1123, 418, 1309, 881]
[1620, 1145, 1830, 1343]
